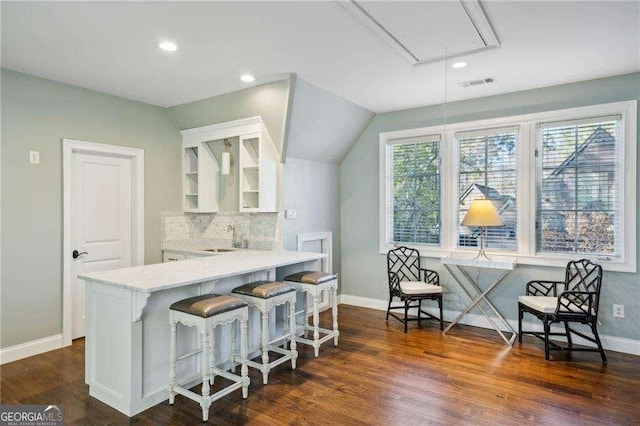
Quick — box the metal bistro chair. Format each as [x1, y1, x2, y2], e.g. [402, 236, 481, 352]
[386, 246, 443, 333]
[518, 259, 606, 363]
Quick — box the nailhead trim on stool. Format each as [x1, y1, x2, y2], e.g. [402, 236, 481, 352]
[283, 271, 339, 357]
[167, 294, 250, 422]
[232, 281, 298, 384]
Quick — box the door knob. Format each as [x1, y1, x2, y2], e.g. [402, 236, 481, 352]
[73, 250, 88, 259]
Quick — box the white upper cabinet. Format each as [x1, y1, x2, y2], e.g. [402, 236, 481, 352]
[181, 117, 280, 213]
[182, 141, 219, 213]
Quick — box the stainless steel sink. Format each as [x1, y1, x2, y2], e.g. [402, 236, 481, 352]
[203, 248, 234, 253]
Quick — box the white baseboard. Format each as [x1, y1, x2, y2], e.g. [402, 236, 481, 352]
[1, 334, 63, 364]
[339, 294, 388, 311]
[338, 294, 640, 356]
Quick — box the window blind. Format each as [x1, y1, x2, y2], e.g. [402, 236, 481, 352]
[456, 128, 518, 251]
[386, 135, 441, 245]
[537, 117, 621, 255]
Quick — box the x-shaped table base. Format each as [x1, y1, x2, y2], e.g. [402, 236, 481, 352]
[441, 256, 517, 345]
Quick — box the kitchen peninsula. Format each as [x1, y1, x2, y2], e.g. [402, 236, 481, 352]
[79, 249, 326, 417]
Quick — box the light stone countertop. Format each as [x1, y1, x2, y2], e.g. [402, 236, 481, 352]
[79, 249, 326, 293]
[162, 246, 220, 256]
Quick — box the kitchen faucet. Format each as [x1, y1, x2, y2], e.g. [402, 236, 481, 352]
[228, 225, 248, 249]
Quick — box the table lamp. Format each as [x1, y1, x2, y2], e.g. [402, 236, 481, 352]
[461, 199, 504, 260]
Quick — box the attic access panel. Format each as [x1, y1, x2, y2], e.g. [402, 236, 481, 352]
[342, 0, 500, 66]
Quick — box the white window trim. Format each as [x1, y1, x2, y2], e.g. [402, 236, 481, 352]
[379, 100, 637, 273]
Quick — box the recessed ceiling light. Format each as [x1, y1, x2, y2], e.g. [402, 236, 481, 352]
[240, 74, 256, 83]
[159, 41, 178, 52]
[452, 62, 468, 69]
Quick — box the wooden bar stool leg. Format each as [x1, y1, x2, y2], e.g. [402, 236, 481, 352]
[240, 318, 249, 399]
[289, 299, 297, 369]
[230, 320, 237, 373]
[312, 292, 320, 357]
[282, 304, 289, 349]
[304, 293, 311, 330]
[209, 328, 216, 385]
[168, 321, 177, 405]
[332, 285, 339, 346]
[261, 310, 270, 384]
[200, 330, 212, 422]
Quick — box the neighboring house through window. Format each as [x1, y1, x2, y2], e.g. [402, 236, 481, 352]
[538, 118, 620, 256]
[456, 128, 518, 251]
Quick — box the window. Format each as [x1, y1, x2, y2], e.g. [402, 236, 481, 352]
[456, 127, 518, 251]
[537, 116, 621, 256]
[379, 100, 636, 272]
[383, 135, 441, 245]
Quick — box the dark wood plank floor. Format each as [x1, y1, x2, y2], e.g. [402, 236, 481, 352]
[1, 305, 639, 425]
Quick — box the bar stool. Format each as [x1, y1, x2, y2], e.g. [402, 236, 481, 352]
[283, 271, 339, 357]
[231, 280, 298, 384]
[168, 294, 249, 422]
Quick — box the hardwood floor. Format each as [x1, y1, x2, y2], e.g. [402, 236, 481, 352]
[1, 305, 639, 425]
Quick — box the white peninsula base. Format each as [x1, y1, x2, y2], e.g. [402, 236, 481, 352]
[80, 250, 325, 416]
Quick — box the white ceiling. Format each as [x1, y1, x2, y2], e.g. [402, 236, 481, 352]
[2, 1, 639, 113]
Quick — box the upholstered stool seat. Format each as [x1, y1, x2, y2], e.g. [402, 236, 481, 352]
[232, 281, 298, 384]
[283, 271, 339, 357]
[168, 294, 249, 422]
[170, 294, 248, 317]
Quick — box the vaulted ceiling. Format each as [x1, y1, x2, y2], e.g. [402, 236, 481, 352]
[2, 1, 639, 113]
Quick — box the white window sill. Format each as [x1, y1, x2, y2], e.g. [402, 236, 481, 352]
[379, 244, 635, 273]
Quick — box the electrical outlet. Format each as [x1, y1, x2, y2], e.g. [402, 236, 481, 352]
[613, 304, 624, 318]
[285, 209, 297, 219]
[29, 150, 40, 165]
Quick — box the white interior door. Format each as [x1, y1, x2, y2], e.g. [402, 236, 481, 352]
[71, 152, 133, 339]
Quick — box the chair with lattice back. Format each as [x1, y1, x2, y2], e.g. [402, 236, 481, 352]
[518, 259, 606, 363]
[386, 246, 443, 333]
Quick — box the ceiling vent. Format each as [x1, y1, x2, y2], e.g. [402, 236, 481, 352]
[457, 77, 495, 88]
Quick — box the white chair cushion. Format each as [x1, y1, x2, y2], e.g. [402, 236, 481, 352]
[518, 296, 557, 313]
[399, 281, 443, 295]
[519, 295, 593, 315]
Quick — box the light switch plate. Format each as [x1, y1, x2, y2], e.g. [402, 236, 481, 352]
[30, 150, 40, 165]
[613, 304, 624, 318]
[285, 209, 297, 219]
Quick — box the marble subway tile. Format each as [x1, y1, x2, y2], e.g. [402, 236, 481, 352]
[162, 211, 282, 250]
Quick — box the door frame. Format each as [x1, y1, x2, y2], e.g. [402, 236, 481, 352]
[62, 139, 145, 347]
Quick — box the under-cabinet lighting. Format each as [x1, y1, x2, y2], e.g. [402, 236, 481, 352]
[240, 74, 256, 83]
[452, 62, 468, 69]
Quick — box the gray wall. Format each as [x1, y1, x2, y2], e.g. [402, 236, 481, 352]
[167, 79, 291, 157]
[1, 69, 182, 348]
[282, 158, 341, 279]
[340, 72, 640, 341]
[287, 78, 374, 164]
[281, 78, 374, 280]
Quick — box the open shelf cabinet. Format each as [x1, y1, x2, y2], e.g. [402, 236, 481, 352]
[181, 116, 280, 213]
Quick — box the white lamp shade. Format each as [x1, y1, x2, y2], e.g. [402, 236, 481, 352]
[221, 152, 231, 175]
[461, 199, 504, 227]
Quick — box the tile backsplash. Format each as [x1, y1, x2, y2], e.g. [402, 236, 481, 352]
[162, 212, 282, 251]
